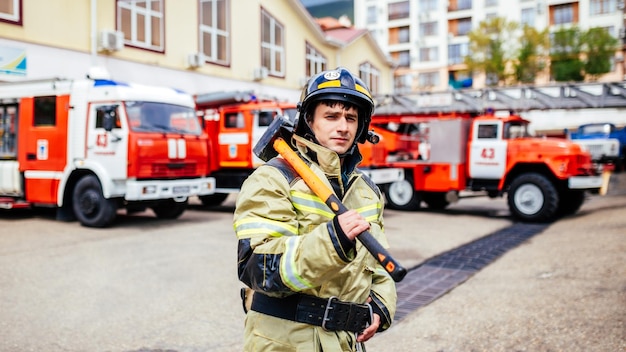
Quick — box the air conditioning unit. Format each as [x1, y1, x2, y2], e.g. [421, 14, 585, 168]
[187, 52, 205, 68]
[99, 30, 124, 52]
[253, 67, 269, 81]
[617, 0, 624, 10]
[619, 28, 626, 39]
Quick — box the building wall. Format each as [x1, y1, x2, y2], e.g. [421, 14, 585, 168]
[0, 0, 392, 102]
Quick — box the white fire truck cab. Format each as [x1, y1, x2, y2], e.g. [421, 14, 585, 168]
[0, 77, 216, 227]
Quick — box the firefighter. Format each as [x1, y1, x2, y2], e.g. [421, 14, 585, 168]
[233, 67, 397, 351]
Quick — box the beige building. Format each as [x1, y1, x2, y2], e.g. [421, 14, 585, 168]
[0, 0, 393, 101]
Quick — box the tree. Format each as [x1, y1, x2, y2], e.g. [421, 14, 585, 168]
[513, 26, 549, 84]
[582, 27, 619, 81]
[550, 26, 585, 82]
[465, 17, 519, 86]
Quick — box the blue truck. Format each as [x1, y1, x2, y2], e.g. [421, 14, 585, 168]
[566, 123, 626, 172]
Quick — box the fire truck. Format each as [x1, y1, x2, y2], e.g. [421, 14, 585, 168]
[0, 77, 216, 227]
[194, 91, 298, 206]
[366, 112, 604, 222]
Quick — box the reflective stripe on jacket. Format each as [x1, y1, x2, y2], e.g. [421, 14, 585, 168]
[234, 135, 397, 351]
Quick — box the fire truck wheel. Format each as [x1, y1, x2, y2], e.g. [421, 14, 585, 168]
[507, 173, 558, 222]
[556, 190, 585, 216]
[384, 179, 421, 211]
[72, 175, 118, 228]
[151, 199, 188, 219]
[422, 192, 450, 210]
[199, 193, 229, 207]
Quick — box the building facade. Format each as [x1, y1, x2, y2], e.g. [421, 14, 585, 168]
[354, 0, 626, 93]
[0, 0, 393, 102]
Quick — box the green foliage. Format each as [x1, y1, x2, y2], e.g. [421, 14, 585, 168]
[465, 17, 519, 86]
[514, 26, 549, 83]
[582, 27, 619, 79]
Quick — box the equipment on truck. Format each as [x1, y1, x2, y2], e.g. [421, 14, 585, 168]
[0, 77, 216, 227]
[368, 112, 603, 222]
[194, 91, 297, 206]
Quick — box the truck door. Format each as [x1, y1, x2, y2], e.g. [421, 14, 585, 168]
[251, 109, 278, 167]
[85, 104, 128, 183]
[17, 95, 69, 204]
[468, 121, 507, 179]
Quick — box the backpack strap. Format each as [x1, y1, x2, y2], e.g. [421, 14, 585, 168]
[266, 157, 301, 186]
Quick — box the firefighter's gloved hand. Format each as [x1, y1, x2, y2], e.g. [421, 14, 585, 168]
[336, 210, 370, 241]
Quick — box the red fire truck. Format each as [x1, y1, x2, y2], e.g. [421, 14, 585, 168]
[195, 91, 298, 206]
[0, 77, 215, 227]
[367, 112, 603, 222]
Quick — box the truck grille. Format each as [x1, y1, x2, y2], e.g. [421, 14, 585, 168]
[151, 162, 197, 178]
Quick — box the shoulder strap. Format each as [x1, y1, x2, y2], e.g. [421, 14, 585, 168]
[265, 157, 301, 186]
[354, 169, 382, 198]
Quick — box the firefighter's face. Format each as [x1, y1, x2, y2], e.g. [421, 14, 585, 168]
[309, 101, 358, 155]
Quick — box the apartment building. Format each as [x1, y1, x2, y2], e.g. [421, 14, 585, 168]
[0, 0, 393, 101]
[354, 0, 626, 93]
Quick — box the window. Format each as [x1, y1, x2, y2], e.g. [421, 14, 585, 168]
[388, 1, 410, 20]
[389, 26, 410, 44]
[257, 111, 275, 127]
[521, 7, 535, 27]
[34, 97, 56, 126]
[261, 9, 285, 77]
[457, 18, 472, 36]
[419, 0, 437, 12]
[448, 43, 469, 65]
[553, 3, 575, 25]
[359, 62, 380, 95]
[394, 74, 413, 93]
[366, 5, 377, 24]
[420, 22, 438, 36]
[590, 0, 616, 15]
[95, 106, 121, 129]
[457, 0, 472, 10]
[305, 42, 327, 79]
[118, 0, 164, 51]
[0, 0, 20, 23]
[0, 103, 18, 157]
[418, 72, 439, 87]
[477, 124, 498, 139]
[393, 50, 411, 67]
[200, 0, 229, 65]
[225, 112, 244, 128]
[419, 47, 439, 62]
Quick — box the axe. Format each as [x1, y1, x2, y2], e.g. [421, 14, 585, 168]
[254, 115, 407, 282]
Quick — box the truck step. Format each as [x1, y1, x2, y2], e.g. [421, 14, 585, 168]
[0, 197, 31, 209]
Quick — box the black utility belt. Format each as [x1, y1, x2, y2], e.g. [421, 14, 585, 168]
[251, 293, 372, 333]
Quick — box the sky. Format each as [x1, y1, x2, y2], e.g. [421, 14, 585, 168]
[299, 0, 344, 7]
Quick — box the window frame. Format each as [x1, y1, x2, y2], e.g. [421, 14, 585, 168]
[117, 0, 165, 52]
[261, 8, 285, 77]
[305, 42, 327, 79]
[199, 0, 230, 66]
[0, 0, 21, 24]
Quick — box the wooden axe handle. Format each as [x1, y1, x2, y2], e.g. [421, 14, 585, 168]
[273, 137, 407, 282]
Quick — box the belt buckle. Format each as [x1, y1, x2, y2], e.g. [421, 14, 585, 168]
[321, 296, 338, 331]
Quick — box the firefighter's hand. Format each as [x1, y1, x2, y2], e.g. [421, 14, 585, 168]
[337, 210, 370, 241]
[357, 313, 380, 343]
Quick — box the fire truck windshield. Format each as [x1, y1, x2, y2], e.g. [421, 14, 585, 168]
[126, 101, 201, 135]
[504, 121, 531, 139]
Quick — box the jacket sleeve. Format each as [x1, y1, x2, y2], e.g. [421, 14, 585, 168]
[233, 164, 356, 297]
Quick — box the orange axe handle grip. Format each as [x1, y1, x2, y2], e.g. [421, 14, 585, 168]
[273, 137, 407, 282]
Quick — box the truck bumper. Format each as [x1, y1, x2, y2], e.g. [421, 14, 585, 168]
[568, 175, 603, 190]
[125, 177, 216, 201]
[360, 168, 405, 185]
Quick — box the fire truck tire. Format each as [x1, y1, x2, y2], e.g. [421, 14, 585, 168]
[556, 190, 585, 216]
[151, 199, 188, 219]
[384, 179, 421, 211]
[72, 175, 118, 228]
[422, 192, 450, 210]
[507, 173, 558, 222]
[199, 193, 229, 207]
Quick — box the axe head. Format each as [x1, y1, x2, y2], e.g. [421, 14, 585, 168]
[253, 113, 295, 162]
